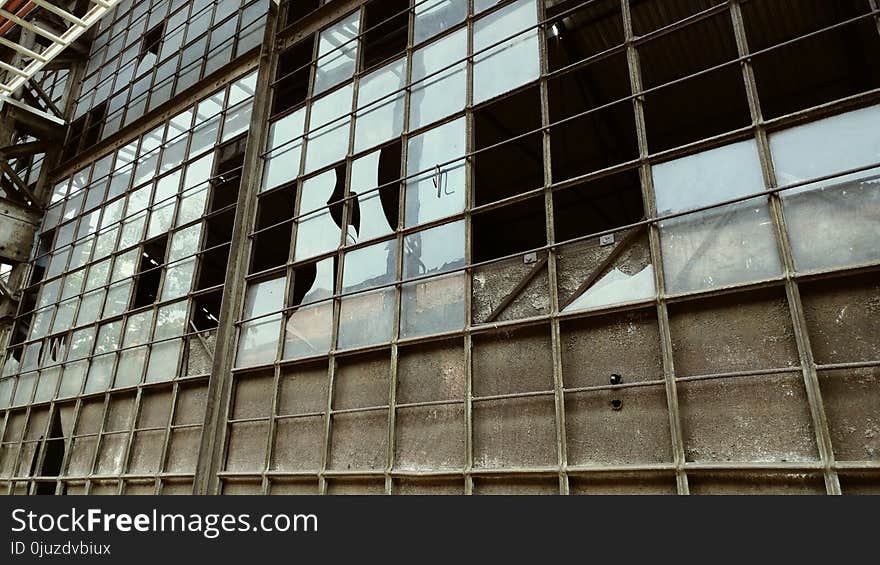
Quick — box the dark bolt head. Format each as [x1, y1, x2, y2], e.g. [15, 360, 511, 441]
[610, 399, 623, 411]
[610, 374, 622, 385]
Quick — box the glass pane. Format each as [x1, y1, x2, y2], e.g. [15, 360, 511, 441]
[414, 0, 466, 44]
[401, 221, 466, 338]
[473, 0, 540, 105]
[284, 259, 335, 359]
[354, 58, 406, 153]
[235, 276, 286, 368]
[263, 107, 306, 191]
[338, 240, 398, 349]
[293, 168, 348, 262]
[410, 28, 467, 131]
[304, 85, 353, 175]
[653, 139, 781, 294]
[770, 105, 880, 272]
[313, 11, 359, 95]
[405, 118, 466, 227]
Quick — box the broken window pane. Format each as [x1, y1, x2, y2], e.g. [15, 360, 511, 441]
[313, 11, 359, 96]
[769, 105, 880, 272]
[354, 58, 406, 153]
[145, 300, 186, 382]
[350, 147, 399, 242]
[303, 85, 353, 175]
[405, 118, 466, 227]
[339, 240, 398, 349]
[409, 28, 467, 130]
[653, 139, 782, 294]
[473, 0, 540, 105]
[284, 259, 335, 359]
[553, 170, 654, 312]
[235, 276, 285, 368]
[401, 221, 466, 338]
[293, 166, 349, 262]
[116, 310, 154, 388]
[263, 107, 306, 192]
[414, 0, 466, 44]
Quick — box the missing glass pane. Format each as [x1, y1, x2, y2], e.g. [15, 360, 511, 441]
[362, 0, 410, 70]
[131, 235, 168, 309]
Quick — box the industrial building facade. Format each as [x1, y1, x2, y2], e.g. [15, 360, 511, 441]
[0, 0, 878, 495]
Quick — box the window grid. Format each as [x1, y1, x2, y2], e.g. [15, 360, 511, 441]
[1, 0, 879, 495]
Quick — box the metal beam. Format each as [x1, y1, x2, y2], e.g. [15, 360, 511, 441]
[0, 140, 50, 159]
[0, 158, 39, 206]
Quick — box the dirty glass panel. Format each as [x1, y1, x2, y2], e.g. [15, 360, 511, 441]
[29, 307, 54, 341]
[405, 118, 466, 227]
[769, 105, 880, 272]
[103, 280, 133, 319]
[34, 366, 61, 402]
[338, 240, 398, 350]
[401, 221, 466, 338]
[410, 28, 467, 130]
[652, 139, 781, 294]
[133, 126, 164, 186]
[52, 298, 78, 333]
[303, 85, 353, 175]
[236, 276, 286, 368]
[11, 372, 36, 406]
[263, 107, 306, 192]
[66, 327, 95, 362]
[84, 321, 122, 394]
[293, 168, 348, 261]
[284, 259, 335, 359]
[76, 290, 105, 326]
[414, 0, 466, 44]
[183, 153, 214, 192]
[473, 0, 540, 105]
[118, 212, 147, 249]
[115, 310, 154, 388]
[58, 360, 88, 397]
[222, 99, 253, 142]
[351, 150, 396, 242]
[145, 300, 186, 382]
[313, 11, 359, 96]
[354, 58, 406, 153]
[168, 224, 202, 262]
[161, 258, 195, 301]
[176, 185, 209, 227]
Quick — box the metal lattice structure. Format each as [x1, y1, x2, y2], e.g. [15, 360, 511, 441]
[0, 0, 878, 495]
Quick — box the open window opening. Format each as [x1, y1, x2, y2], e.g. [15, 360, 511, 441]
[349, 141, 401, 248]
[210, 136, 247, 213]
[362, 0, 410, 71]
[742, 0, 880, 120]
[471, 196, 548, 324]
[28, 229, 54, 286]
[62, 116, 86, 162]
[473, 197, 546, 263]
[191, 290, 223, 331]
[81, 101, 108, 151]
[197, 138, 246, 289]
[197, 210, 234, 290]
[142, 23, 165, 59]
[284, 258, 337, 359]
[545, 0, 624, 73]
[132, 235, 168, 309]
[473, 86, 544, 206]
[251, 185, 296, 273]
[34, 409, 65, 495]
[638, 11, 750, 153]
[273, 36, 315, 115]
[552, 169, 653, 313]
[285, 0, 319, 28]
[548, 52, 636, 182]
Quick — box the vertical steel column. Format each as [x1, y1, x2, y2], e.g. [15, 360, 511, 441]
[195, 1, 280, 495]
[728, 0, 841, 495]
[620, 0, 689, 495]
